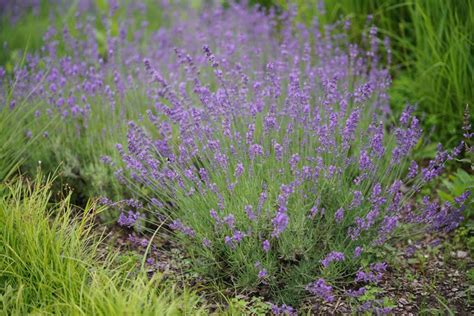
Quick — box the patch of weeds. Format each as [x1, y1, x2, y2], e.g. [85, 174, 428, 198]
[350, 287, 395, 314]
[226, 295, 271, 315]
[358, 285, 383, 302]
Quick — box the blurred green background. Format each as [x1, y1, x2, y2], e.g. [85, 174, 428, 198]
[1, 0, 472, 145]
[272, 0, 473, 146]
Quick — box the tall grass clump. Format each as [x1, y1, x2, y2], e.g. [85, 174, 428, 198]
[106, 2, 471, 308]
[0, 174, 204, 315]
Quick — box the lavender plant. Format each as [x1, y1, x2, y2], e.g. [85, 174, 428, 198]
[0, 0, 290, 202]
[0, 0, 190, 201]
[107, 2, 471, 306]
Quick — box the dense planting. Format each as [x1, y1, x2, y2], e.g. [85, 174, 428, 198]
[0, 0, 472, 313]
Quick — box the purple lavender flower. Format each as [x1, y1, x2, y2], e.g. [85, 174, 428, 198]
[370, 122, 385, 157]
[358, 300, 393, 314]
[351, 191, 363, 209]
[224, 236, 234, 248]
[210, 209, 221, 224]
[359, 150, 371, 171]
[454, 191, 471, 205]
[169, 219, 195, 237]
[277, 184, 293, 213]
[257, 189, 267, 215]
[392, 114, 422, 164]
[234, 162, 244, 178]
[232, 230, 245, 243]
[289, 153, 300, 171]
[214, 152, 228, 168]
[223, 214, 235, 229]
[407, 160, 418, 178]
[321, 251, 345, 267]
[263, 239, 270, 252]
[342, 109, 360, 148]
[376, 215, 398, 244]
[98, 197, 113, 206]
[399, 106, 414, 126]
[308, 205, 319, 219]
[335, 208, 345, 223]
[306, 278, 334, 302]
[271, 304, 296, 316]
[123, 198, 143, 209]
[264, 114, 277, 132]
[117, 210, 139, 228]
[245, 205, 256, 221]
[150, 198, 164, 208]
[271, 212, 289, 238]
[246, 123, 255, 144]
[249, 143, 264, 160]
[202, 238, 212, 248]
[128, 234, 149, 247]
[146, 257, 155, 265]
[346, 287, 366, 298]
[203, 44, 219, 68]
[274, 142, 283, 161]
[100, 155, 113, 165]
[258, 268, 267, 279]
[355, 262, 387, 283]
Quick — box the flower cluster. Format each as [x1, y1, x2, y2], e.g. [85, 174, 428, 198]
[320, 251, 345, 268]
[305, 278, 334, 302]
[355, 262, 388, 283]
[270, 303, 297, 316]
[117, 210, 140, 228]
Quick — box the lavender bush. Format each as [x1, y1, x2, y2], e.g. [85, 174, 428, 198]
[1, 0, 207, 200]
[1, 0, 312, 203]
[106, 1, 471, 306]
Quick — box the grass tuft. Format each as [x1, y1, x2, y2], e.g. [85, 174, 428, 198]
[0, 174, 205, 315]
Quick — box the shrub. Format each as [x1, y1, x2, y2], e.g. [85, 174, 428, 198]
[0, 0, 171, 203]
[109, 2, 471, 307]
[0, 0, 286, 204]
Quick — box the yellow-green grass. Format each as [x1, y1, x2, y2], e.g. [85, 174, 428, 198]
[0, 174, 205, 315]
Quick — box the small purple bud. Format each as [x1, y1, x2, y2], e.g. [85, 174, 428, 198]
[263, 239, 270, 252]
[335, 208, 344, 223]
[354, 246, 363, 258]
